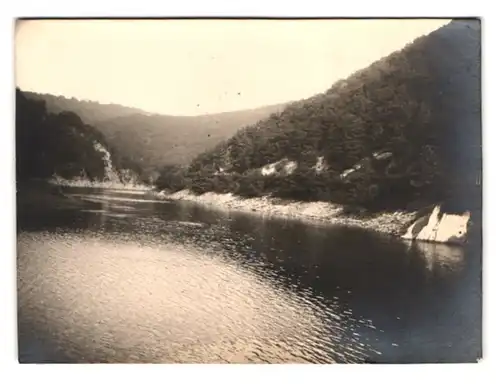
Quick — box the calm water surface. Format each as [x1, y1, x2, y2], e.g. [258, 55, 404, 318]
[17, 187, 482, 363]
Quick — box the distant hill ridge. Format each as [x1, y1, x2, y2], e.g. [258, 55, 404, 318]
[24, 91, 288, 172]
[23, 92, 148, 122]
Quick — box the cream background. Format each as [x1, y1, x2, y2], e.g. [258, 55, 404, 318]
[15, 19, 449, 115]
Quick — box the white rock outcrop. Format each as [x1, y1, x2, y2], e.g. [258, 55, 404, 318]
[284, 161, 297, 175]
[373, 151, 393, 161]
[261, 159, 297, 176]
[340, 164, 362, 180]
[261, 161, 279, 176]
[313, 156, 327, 174]
[402, 205, 470, 244]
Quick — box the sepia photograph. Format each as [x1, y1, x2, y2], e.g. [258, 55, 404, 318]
[14, 17, 482, 364]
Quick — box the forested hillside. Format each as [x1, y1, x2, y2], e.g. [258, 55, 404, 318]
[24, 91, 286, 173]
[16, 89, 126, 182]
[157, 20, 481, 213]
[94, 104, 287, 169]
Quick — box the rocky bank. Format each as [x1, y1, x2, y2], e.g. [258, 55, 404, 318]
[158, 189, 418, 237]
[157, 190, 471, 245]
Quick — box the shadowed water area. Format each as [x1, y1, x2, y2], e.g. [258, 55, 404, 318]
[16, 185, 482, 363]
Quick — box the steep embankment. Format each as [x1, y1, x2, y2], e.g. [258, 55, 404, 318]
[25, 91, 287, 173]
[158, 20, 481, 244]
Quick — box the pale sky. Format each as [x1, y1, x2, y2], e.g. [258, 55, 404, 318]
[15, 19, 450, 116]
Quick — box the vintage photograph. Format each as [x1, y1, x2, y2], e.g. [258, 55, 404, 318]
[15, 18, 481, 364]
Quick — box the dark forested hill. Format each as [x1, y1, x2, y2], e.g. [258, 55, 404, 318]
[157, 20, 481, 213]
[16, 89, 125, 182]
[24, 91, 287, 175]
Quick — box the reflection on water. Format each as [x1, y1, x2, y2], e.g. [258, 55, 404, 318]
[18, 232, 376, 363]
[17, 187, 482, 363]
[405, 241, 465, 274]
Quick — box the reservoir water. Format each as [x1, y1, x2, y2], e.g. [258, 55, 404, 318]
[17, 186, 482, 363]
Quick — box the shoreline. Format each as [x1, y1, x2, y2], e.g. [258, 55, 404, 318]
[17, 180, 470, 245]
[157, 189, 418, 237]
[48, 175, 151, 191]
